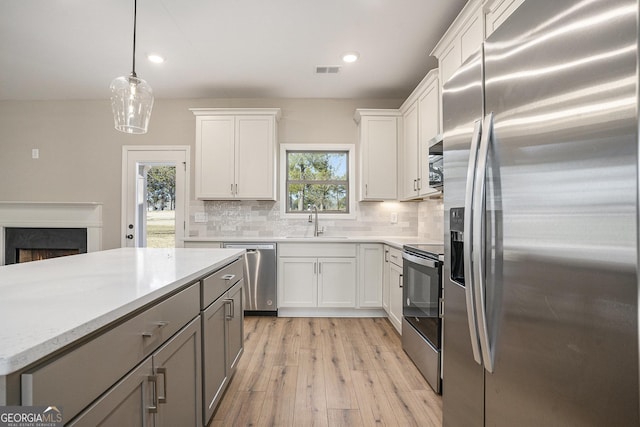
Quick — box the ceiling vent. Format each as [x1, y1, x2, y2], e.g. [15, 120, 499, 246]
[316, 66, 341, 74]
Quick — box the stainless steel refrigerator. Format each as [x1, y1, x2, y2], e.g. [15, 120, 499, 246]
[442, 0, 639, 425]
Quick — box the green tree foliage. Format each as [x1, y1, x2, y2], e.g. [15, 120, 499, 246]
[287, 152, 348, 212]
[146, 166, 176, 210]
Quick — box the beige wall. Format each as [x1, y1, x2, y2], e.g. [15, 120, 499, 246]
[0, 98, 401, 249]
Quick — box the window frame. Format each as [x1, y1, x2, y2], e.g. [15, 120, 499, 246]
[280, 143, 356, 219]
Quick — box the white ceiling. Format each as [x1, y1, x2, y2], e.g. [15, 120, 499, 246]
[0, 0, 467, 101]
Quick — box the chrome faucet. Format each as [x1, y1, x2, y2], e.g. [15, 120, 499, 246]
[307, 204, 323, 237]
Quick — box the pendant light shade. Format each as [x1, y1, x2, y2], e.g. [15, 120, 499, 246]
[110, 73, 154, 134]
[110, 0, 154, 134]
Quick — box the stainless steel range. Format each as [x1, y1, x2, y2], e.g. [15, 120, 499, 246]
[402, 243, 444, 394]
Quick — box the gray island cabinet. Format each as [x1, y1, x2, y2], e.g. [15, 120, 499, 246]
[0, 248, 245, 426]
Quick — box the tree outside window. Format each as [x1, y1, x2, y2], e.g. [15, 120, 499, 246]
[286, 151, 349, 213]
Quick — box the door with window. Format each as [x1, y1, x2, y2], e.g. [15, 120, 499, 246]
[122, 147, 189, 248]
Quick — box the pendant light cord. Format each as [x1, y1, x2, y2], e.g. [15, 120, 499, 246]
[131, 0, 137, 77]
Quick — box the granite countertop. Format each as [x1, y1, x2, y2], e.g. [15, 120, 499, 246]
[0, 247, 244, 375]
[184, 236, 443, 250]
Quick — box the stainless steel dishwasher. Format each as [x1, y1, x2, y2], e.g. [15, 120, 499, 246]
[222, 243, 277, 315]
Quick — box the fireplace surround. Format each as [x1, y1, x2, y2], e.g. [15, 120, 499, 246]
[0, 202, 103, 266]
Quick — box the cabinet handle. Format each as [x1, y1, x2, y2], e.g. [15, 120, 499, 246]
[157, 367, 168, 404]
[399, 273, 403, 288]
[384, 250, 389, 262]
[318, 262, 322, 274]
[417, 177, 421, 190]
[142, 321, 169, 338]
[314, 262, 317, 275]
[235, 183, 238, 194]
[225, 299, 233, 319]
[148, 375, 158, 413]
[413, 179, 417, 191]
[222, 274, 236, 281]
[365, 184, 368, 197]
[231, 183, 234, 195]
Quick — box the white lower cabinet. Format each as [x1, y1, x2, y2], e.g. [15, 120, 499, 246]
[278, 257, 318, 307]
[317, 258, 357, 307]
[278, 257, 356, 308]
[386, 246, 404, 334]
[359, 244, 383, 308]
[278, 243, 358, 309]
[70, 317, 202, 427]
[382, 247, 391, 314]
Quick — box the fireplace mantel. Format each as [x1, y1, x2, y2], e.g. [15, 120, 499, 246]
[0, 202, 103, 266]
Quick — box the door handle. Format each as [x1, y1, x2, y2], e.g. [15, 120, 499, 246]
[473, 112, 495, 373]
[464, 118, 483, 366]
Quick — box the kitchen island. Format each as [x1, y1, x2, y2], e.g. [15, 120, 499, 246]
[0, 247, 245, 426]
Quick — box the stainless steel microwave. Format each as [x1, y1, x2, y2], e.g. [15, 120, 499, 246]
[428, 135, 443, 190]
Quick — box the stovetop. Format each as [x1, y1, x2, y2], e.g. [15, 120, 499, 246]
[403, 243, 445, 260]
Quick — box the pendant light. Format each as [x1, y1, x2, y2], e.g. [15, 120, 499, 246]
[110, 0, 154, 134]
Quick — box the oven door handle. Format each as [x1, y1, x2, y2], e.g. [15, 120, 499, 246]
[402, 252, 438, 268]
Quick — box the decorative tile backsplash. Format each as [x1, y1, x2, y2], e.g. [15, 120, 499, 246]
[189, 197, 444, 242]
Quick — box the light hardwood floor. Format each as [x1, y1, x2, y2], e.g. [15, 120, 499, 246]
[210, 317, 442, 427]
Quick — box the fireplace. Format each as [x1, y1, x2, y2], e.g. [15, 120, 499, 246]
[0, 202, 103, 266]
[4, 227, 88, 264]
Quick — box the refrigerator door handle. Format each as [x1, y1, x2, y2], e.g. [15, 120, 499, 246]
[473, 112, 495, 373]
[464, 118, 484, 365]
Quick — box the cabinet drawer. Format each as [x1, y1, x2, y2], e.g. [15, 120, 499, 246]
[21, 283, 199, 422]
[278, 243, 357, 258]
[201, 257, 244, 308]
[388, 247, 403, 267]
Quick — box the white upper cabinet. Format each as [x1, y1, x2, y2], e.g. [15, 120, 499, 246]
[399, 70, 440, 200]
[484, 0, 526, 37]
[354, 109, 400, 201]
[431, 0, 483, 88]
[191, 108, 281, 200]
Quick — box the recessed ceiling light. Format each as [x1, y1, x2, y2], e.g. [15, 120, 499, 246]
[147, 53, 165, 64]
[342, 52, 359, 63]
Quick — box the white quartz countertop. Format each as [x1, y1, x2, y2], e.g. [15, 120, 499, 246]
[0, 247, 244, 375]
[184, 236, 442, 250]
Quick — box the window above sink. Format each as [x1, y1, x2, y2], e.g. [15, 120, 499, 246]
[280, 144, 356, 219]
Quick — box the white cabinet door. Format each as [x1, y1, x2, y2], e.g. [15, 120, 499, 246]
[382, 247, 391, 314]
[358, 114, 398, 200]
[196, 116, 235, 199]
[484, 0, 525, 37]
[460, 12, 483, 64]
[358, 244, 383, 308]
[278, 257, 317, 307]
[439, 41, 462, 87]
[317, 257, 357, 308]
[235, 116, 275, 199]
[418, 77, 441, 198]
[192, 109, 280, 201]
[401, 101, 419, 199]
[388, 262, 403, 334]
